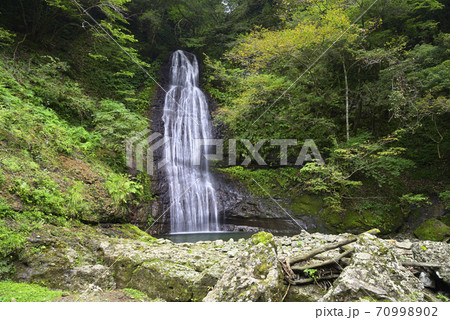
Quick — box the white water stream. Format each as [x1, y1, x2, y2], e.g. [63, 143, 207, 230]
[162, 50, 219, 233]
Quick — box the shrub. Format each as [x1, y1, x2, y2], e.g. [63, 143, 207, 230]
[0, 221, 27, 259]
[104, 173, 143, 207]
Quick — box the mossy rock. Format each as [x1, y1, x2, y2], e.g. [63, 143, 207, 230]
[324, 207, 404, 235]
[115, 224, 156, 242]
[440, 214, 450, 227]
[288, 194, 325, 217]
[288, 195, 403, 235]
[284, 284, 325, 302]
[414, 218, 450, 241]
[129, 260, 200, 301]
[250, 232, 274, 246]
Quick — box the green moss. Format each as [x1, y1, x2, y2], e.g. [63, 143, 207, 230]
[0, 281, 67, 302]
[116, 224, 156, 242]
[250, 232, 274, 246]
[123, 288, 150, 301]
[360, 296, 378, 302]
[288, 195, 404, 235]
[323, 204, 404, 235]
[414, 218, 450, 241]
[288, 194, 325, 217]
[255, 263, 271, 277]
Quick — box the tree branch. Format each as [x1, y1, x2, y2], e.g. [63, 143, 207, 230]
[288, 229, 379, 265]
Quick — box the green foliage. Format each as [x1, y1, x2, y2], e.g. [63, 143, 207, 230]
[0, 221, 28, 259]
[128, 0, 279, 57]
[439, 191, 450, 210]
[0, 60, 101, 157]
[204, 0, 449, 222]
[1, 157, 23, 173]
[437, 293, 450, 302]
[218, 166, 299, 197]
[0, 281, 66, 302]
[212, 70, 290, 131]
[226, 4, 354, 71]
[0, 27, 14, 45]
[104, 173, 142, 207]
[303, 268, 318, 280]
[11, 178, 63, 215]
[28, 55, 96, 122]
[94, 100, 148, 148]
[399, 194, 431, 207]
[0, 197, 13, 218]
[0, 0, 448, 241]
[299, 161, 361, 213]
[297, 133, 415, 212]
[0, 46, 154, 227]
[0, 37, 155, 257]
[90, 99, 149, 171]
[135, 172, 156, 203]
[67, 181, 91, 218]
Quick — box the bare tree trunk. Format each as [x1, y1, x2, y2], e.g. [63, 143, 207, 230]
[19, 0, 29, 34]
[343, 58, 350, 142]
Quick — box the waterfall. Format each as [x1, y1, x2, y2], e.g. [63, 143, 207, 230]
[162, 50, 219, 233]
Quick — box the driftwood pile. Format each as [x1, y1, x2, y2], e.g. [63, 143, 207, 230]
[280, 229, 444, 286]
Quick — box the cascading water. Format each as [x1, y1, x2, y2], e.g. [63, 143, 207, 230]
[162, 50, 219, 233]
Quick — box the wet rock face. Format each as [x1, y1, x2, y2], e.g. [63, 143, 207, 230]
[212, 171, 319, 233]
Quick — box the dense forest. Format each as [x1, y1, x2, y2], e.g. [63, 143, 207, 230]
[0, 0, 449, 302]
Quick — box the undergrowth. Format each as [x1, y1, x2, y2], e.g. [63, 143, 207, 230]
[0, 49, 155, 272]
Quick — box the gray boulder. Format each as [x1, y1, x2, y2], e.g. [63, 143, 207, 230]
[412, 241, 450, 287]
[204, 232, 284, 301]
[321, 233, 425, 302]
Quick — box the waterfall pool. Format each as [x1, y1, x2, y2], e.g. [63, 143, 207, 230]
[158, 231, 296, 243]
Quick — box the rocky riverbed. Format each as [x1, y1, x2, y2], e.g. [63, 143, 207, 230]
[8, 223, 450, 302]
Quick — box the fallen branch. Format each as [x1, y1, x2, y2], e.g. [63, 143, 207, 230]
[288, 229, 379, 265]
[282, 283, 291, 302]
[279, 258, 295, 280]
[292, 249, 353, 272]
[401, 261, 444, 268]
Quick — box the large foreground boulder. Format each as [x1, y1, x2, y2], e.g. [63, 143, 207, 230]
[13, 224, 230, 301]
[203, 232, 284, 302]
